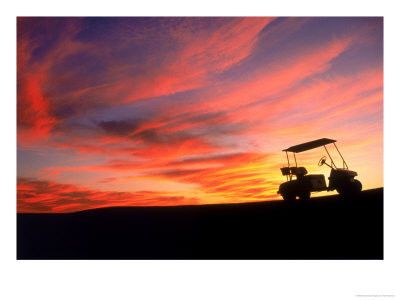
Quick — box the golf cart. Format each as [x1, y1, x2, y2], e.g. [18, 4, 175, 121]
[277, 138, 362, 201]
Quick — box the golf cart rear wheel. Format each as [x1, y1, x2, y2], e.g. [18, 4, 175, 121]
[336, 184, 351, 196]
[298, 190, 311, 201]
[281, 191, 296, 202]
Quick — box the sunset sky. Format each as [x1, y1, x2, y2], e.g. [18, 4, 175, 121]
[17, 17, 383, 213]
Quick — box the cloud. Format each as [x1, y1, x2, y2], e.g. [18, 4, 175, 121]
[17, 18, 85, 143]
[17, 75, 58, 142]
[17, 177, 201, 213]
[98, 119, 143, 136]
[17, 17, 273, 145]
[130, 152, 281, 202]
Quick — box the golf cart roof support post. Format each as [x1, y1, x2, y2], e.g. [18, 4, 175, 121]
[285, 151, 292, 181]
[333, 142, 348, 169]
[293, 152, 297, 167]
[285, 151, 290, 167]
[323, 145, 337, 169]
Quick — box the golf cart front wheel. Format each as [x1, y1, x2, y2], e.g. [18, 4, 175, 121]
[353, 179, 362, 193]
[337, 180, 362, 196]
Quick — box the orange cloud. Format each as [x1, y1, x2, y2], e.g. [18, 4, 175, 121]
[18, 177, 201, 213]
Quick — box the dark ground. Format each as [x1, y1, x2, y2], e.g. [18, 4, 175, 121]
[17, 188, 383, 260]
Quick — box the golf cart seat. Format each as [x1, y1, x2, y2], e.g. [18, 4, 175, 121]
[280, 166, 308, 177]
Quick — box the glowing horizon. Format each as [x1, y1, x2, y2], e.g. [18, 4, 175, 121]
[17, 17, 383, 213]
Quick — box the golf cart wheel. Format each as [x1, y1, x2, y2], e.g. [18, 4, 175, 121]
[298, 190, 311, 201]
[336, 185, 350, 196]
[337, 180, 362, 196]
[353, 179, 362, 193]
[281, 191, 296, 202]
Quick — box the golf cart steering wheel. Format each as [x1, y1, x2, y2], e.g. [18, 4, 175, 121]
[318, 156, 327, 167]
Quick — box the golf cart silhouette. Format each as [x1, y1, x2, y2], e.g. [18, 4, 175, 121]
[277, 138, 362, 201]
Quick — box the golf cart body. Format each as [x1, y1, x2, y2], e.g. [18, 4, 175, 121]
[277, 138, 362, 201]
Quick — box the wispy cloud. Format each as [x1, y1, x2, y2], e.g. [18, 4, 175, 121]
[18, 177, 201, 213]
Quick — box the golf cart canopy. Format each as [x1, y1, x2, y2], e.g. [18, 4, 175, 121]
[283, 138, 337, 153]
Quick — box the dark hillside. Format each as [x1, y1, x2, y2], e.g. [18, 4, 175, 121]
[17, 188, 383, 259]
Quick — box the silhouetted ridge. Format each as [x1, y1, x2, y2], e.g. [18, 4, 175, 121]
[17, 188, 383, 259]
